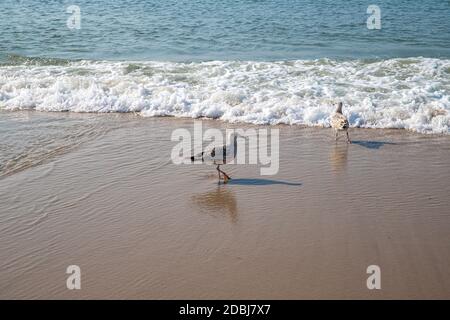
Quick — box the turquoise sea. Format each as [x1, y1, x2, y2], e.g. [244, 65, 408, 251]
[1, 0, 449, 61]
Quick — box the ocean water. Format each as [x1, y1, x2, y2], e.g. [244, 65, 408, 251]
[0, 0, 449, 133]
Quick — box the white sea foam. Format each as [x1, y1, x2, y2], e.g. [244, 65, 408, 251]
[0, 58, 449, 134]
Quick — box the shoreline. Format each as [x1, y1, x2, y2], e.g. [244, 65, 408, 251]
[1, 109, 449, 135]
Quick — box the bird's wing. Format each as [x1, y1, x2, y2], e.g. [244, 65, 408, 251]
[202, 144, 230, 164]
[331, 113, 349, 129]
[192, 141, 235, 164]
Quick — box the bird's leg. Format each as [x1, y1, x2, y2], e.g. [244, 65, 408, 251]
[216, 165, 222, 181]
[335, 130, 338, 141]
[222, 172, 229, 183]
[221, 170, 231, 182]
[346, 130, 351, 144]
[217, 166, 231, 183]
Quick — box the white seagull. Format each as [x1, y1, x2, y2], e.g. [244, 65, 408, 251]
[331, 102, 351, 143]
[191, 132, 241, 183]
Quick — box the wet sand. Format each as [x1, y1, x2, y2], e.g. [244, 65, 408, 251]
[0, 112, 450, 299]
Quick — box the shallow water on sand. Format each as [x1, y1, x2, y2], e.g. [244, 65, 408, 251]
[0, 113, 449, 298]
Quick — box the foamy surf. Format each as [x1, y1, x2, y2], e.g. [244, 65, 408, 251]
[1, 57, 449, 134]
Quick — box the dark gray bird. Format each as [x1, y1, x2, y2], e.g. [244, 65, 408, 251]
[191, 132, 242, 183]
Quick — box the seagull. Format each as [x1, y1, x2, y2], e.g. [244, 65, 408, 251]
[191, 132, 241, 183]
[331, 102, 351, 143]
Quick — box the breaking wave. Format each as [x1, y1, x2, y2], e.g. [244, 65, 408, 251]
[1, 56, 449, 134]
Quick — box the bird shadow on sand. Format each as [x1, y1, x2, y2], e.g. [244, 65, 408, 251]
[226, 178, 302, 186]
[352, 140, 397, 150]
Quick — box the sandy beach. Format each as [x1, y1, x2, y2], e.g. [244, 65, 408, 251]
[0, 111, 449, 299]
